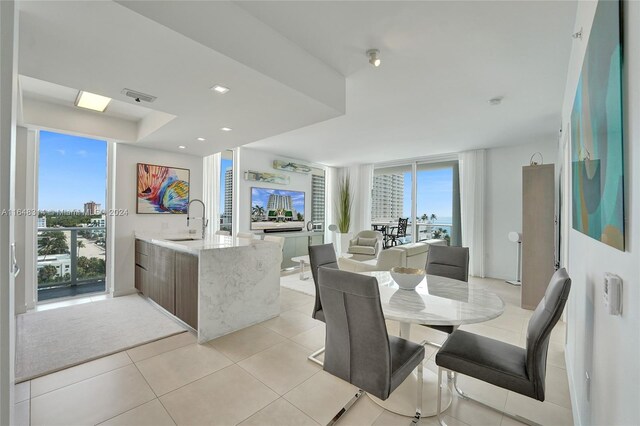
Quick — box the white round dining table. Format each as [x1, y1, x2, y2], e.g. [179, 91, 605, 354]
[358, 271, 506, 417]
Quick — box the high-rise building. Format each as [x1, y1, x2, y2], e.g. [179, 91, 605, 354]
[223, 168, 233, 224]
[371, 173, 404, 220]
[37, 216, 47, 229]
[83, 201, 101, 215]
[266, 194, 293, 212]
[311, 174, 325, 223]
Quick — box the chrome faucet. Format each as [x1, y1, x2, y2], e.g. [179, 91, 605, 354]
[187, 199, 208, 239]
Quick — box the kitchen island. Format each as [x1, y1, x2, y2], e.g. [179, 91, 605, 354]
[134, 233, 281, 343]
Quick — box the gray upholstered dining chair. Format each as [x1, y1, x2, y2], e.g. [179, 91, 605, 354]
[425, 245, 469, 283]
[318, 267, 425, 425]
[435, 268, 571, 426]
[307, 243, 339, 365]
[422, 245, 470, 342]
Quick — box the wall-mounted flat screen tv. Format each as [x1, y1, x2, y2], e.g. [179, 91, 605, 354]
[250, 187, 305, 231]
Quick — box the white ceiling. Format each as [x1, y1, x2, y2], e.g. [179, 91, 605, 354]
[17, 1, 344, 156]
[240, 1, 578, 166]
[17, 1, 578, 167]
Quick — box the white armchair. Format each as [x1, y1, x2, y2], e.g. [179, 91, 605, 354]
[347, 230, 383, 257]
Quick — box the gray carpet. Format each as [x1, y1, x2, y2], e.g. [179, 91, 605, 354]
[16, 294, 186, 382]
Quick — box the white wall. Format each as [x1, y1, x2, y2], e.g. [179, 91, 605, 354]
[111, 144, 203, 296]
[235, 147, 316, 234]
[562, 2, 640, 425]
[484, 140, 558, 280]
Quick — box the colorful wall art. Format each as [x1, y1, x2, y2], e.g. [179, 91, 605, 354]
[273, 160, 311, 174]
[571, 0, 624, 250]
[244, 170, 290, 185]
[137, 163, 190, 214]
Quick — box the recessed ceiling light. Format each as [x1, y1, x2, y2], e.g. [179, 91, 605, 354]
[178, 145, 186, 149]
[75, 91, 111, 112]
[197, 137, 206, 141]
[220, 127, 232, 132]
[488, 96, 504, 106]
[211, 85, 229, 94]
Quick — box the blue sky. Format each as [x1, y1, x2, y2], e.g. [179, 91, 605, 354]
[38, 131, 107, 211]
[403, 168, 453, 220]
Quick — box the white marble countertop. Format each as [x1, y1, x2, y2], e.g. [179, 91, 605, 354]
[135, 232, 275, 255]
[361, 271, 505, 326]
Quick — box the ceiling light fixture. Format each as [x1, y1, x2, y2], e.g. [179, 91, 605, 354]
[178, 145, 186, 149]
[220, 127, 232, 132]
[488, 96, 504, 106]
[367, 49, 381, 67]
[75, 91, 111, 112]
[211, 85, 230, 94]
[197, 137, 206, 141]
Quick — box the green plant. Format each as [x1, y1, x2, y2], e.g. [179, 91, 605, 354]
[336, 173, 353, 233]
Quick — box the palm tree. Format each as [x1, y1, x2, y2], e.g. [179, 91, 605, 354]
[430, 213, 437, 222]
[252, 205, 265, 220]
[421, 213, 428, 222]
[77, 240, 85, 257]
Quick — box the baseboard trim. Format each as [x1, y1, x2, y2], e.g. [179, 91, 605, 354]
[112, 288, 138, 297]
[565, 344, 582, 426]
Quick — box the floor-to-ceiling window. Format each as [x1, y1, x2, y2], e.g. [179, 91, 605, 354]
[372, 159, 461, 247]
[371, 164, 413, 244]
[37, 131, 107, 301]
[416, 161, 461, 246]
[219, 150, 233, 233]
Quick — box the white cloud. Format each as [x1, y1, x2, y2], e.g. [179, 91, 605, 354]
[56, 149, 66, 156]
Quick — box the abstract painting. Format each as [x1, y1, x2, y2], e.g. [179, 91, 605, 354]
[571, 0, 624, 250]
[273, 160, 311, 174]
[244, 170, 290, 185]
[137, 163, 190, 214]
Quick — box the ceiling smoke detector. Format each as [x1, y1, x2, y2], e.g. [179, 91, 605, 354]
[121, 88, 157, 103]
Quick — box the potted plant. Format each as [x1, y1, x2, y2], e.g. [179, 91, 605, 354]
[335, 173, 353, 254]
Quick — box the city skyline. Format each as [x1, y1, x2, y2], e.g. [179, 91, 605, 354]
[39, 131, 107, 211]
[219, 158, 232, 215]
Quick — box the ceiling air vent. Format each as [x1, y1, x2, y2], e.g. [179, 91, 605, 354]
[121, 88, 156, 103]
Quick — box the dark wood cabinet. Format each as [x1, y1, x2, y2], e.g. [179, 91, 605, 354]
[175, 252, 198, 329]
[134, 264, 147, 294]
[150, 244, 176, 314]
[135, 239, 198, 329]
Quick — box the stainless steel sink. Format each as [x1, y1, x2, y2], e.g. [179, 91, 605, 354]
[165, 237, 199, 242]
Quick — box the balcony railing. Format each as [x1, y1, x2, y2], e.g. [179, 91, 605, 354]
[37, 226, 106, 301]
[371, 220, 453, 245]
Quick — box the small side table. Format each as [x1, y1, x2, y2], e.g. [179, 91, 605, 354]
[291, 255, 311, 280]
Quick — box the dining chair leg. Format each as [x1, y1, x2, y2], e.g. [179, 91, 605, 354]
[326, 389, 364, 426]
[308, 346, 325, 366]
[410, 362, 423, 425]
[448, 372, 542, 426]
[437, 368, 447, 426]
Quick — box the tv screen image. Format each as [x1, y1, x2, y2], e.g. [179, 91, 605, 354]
[251, 187, 305, 231]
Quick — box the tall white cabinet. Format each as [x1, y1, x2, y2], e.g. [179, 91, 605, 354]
[521, 164, 556, 310]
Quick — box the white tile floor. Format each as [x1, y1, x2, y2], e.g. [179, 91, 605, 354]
[13, 277, 573, 426]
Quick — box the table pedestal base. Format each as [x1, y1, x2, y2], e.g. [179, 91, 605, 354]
[369, 368, 452, 417]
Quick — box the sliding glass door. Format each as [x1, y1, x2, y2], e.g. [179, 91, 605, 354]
[371, 165, 413, 244]
[372, 159, 461, 247]
[37, 131, 108, 301]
